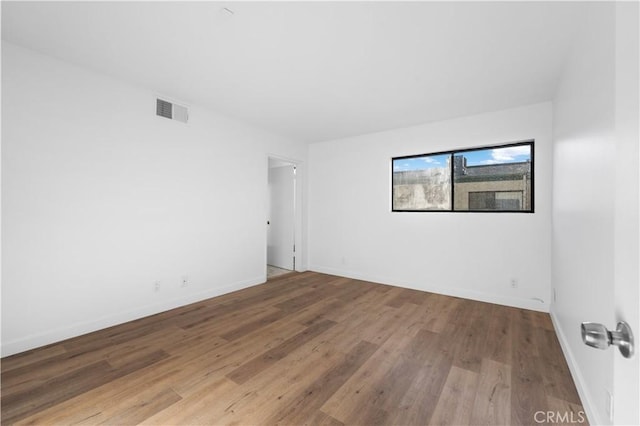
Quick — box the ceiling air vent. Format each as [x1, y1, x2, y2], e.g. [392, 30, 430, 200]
[156, 98, 189, 123]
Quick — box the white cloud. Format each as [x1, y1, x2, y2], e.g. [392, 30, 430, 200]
[491, 146, 530, 162]
[422, 157, 440, 165]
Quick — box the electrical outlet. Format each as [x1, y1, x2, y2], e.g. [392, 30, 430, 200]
[154, 281, 160, 292]
[510, 278, 518, 288]
[181, 276, 188, 288]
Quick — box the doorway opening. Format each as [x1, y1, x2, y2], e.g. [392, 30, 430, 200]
[267, 157, 298, 280]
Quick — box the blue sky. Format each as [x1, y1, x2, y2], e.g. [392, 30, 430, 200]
[393, 154, 449, 172]
[393, 145, 530, 171]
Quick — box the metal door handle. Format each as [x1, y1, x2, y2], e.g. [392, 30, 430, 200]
[581, 321, 634, 359]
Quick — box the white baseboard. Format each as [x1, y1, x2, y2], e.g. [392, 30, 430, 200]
[1, 276, 265, 357]
[309, 265, 550, 312]
[549, 309, 602, 426]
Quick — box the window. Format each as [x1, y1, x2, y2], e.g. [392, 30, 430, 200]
[392, 141, 533, 212]
[468, 191, 523, 210]
[391, 153, 451, 210]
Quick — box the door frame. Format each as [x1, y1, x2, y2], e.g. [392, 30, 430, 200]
[266, 154, 304, 277]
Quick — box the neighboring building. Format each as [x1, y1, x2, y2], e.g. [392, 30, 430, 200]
[452, 155, 532, 211]
[392, 164, 451, 210]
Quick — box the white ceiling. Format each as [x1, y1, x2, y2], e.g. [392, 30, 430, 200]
[2, 1, 587, 143]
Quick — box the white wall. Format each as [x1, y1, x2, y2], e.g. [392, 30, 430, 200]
[550, 3, 617, 425]
[309, 102, 553, 312]
[1, 42, 307, 356]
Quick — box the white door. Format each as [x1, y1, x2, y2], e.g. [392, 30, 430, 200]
[613, 3, 638, 423]
[267, 163, 295, 270]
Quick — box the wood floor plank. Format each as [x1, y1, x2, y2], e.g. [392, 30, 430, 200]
[510, 308, 549, 426]
[164, 325, 348, 426]
[178, 302, 277, 336]
[387, 332, 453, 426]
[484, 305, 515, 365]
[60, 314, 187, 354]
[348, 359, 420, 424]
[0, 345, 68, 374]
[531, 310, 555, 331]
[2, 350, 169, 425]
[302, 310, 376, 356]
[14, 357, 184, 425]
[96, 387, 182, 425]
[294, 297, 346, 327]
[545, 395, 589, 426]
[146, 335, 331, 425]
[226, 319, 337, 384]
[211, 352, 348, 425]
[437, 299, 492, 375]
[320, 332, 415, 423]
[385, 287, 430, 308]
[273, 283, 339, 313]
[2, 360, 114, 425]
[166, 304, 308, 395]
[330, 329, 444, 425]
[469, 358, 512, 425]
[356, 302, 421, 345]
[169, 322, 308, 396]
[220, 308, 289, 341]
[176, 285, 315, 330]
[2, 325, 180, 396]
[319, 286, 385, 323]
[305, 410, 346, 426]
[534, 327, 582, 405]
[333, 279, 380, 304]
[1, 272, 585, 425]
[138, 377, 238, 425]
[429, 366, 479, 425]
[263, 340, 378, 425]
[422, 294, 462, 333]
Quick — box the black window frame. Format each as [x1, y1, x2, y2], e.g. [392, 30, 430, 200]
[391, 140, 534, 213]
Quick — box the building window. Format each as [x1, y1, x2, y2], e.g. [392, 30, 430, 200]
[392, 141, 533, 213]
[468, 191, 523, 210]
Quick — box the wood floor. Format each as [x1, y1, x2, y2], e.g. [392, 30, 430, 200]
[267, 265, 294, 280]
[1, 272, 586, 425]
